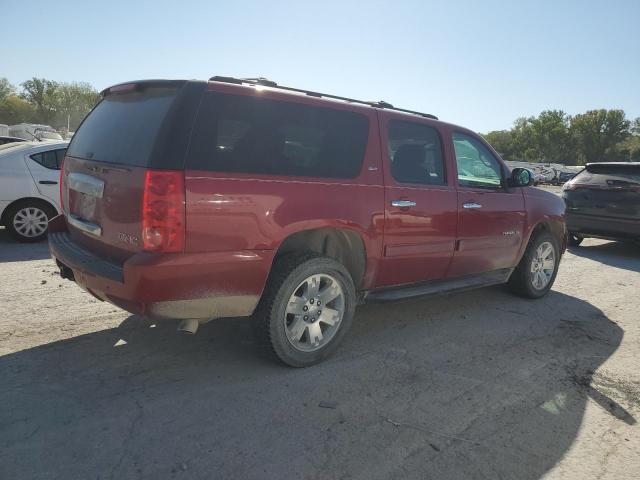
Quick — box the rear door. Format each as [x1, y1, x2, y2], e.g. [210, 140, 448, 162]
[61, 81, 203, 263]
[448, 131, 526, 277]
[24, 147, 66, 209]
[378, 113, 458, 287]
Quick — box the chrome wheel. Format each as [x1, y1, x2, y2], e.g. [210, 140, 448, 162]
[284, 273, 345, 352]
[13, 207, 49, 238]
[530, 241, 555, 290]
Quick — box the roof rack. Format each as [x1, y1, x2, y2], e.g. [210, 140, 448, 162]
[208, 76, 438, 120]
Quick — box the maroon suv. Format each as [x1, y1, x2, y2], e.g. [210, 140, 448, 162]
[49, 77, 566, 366]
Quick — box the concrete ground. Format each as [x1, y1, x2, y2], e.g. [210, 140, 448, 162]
[0, 227, 639, 479]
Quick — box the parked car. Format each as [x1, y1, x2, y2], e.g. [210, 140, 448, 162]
[0, 136, 27, 146]
[563, 162, 640, 246]
[49, 77, 566, 366]
[557, 171, 576, 184]
[0, 141, 67, 241]
[8, 123, 64, 141]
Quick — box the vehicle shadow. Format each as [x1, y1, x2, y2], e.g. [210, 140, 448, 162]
[0, 227, 51, 263]
[569, 240, 640, 273]
[0, 288, 627, 479]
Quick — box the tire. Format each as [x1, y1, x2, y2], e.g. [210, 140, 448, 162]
[508, 231, 560, 299]
[568, 233, 584, 246]
[4, 200, 57, 243]
[254, 253, 356, 367]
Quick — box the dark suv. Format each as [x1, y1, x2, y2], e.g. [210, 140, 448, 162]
[49, 77, 566, 366]
[563, 162, 640, 245]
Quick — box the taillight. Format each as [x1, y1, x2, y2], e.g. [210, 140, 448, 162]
[142, 170, 185, 253]
[59, 159, 65, 213]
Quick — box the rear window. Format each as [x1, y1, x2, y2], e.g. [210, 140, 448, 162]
[188, 93, 370, 178]
[575, 165, 640, 186]
[66, 87, 178, 167]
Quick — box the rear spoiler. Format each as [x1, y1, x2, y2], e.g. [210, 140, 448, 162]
[101, 80, 188, 97]
[585, 162, 640, 173]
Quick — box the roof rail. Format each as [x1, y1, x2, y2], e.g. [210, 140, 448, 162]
[208, 76, 438, 120]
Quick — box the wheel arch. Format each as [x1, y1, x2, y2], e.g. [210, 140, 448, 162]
[0, 196, 59, 226]
[520, 218, 567, 261]
[273, 227, 368, 289]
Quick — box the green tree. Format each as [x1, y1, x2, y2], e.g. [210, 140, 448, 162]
[482, 130, 516, 160]
[570, 109, 630, 163]
[0, 95, 36, 125]
[510, 117, 541, 162]
[0, 78, 16, 101]
[20, 77, 60, 125]
[528, 110, 575, 164]
[54, 82, 101, 131]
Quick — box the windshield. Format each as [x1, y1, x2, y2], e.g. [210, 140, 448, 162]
[37, 131, 63, 140]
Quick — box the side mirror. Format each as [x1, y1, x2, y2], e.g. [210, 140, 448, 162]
[510, 167, 534, 187]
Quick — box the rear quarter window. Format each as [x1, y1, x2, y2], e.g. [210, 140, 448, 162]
[30, 149, 66, 170]
[188, 93, 370, 179]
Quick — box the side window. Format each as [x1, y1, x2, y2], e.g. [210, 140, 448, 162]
[188, 93, 370, 179]
[453, 133, 503, 188]
[30, 149, 65, 170]
[388, 120, 445, 185]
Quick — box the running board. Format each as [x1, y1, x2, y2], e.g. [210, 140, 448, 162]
[363, 268, 513, 303]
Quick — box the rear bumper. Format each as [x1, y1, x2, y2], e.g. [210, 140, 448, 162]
[566, 212, 640, 241]
[48, 215, 273, 321]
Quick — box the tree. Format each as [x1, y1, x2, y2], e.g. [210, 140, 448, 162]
[0, 78, 16, 101]
[482, 130, 516, 160]
[510, 117, 541, 162]
[528, 110, 575, 164]
[20, 78, 60, 125]
[570, 109, 630, 163]
[0, 95, 36, 125]
[54, 82, 101, 131]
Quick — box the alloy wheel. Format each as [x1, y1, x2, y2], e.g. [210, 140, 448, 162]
[530, 241, 555, 290]
[284, 273, 345, 352]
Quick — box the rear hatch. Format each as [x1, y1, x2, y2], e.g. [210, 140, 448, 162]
[61, 80, 204, 264]
[563, 163, 640, 221]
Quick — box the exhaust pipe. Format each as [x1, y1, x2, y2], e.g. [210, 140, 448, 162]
[177, 319, 199, 335]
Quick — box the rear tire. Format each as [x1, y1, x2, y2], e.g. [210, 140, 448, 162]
[508, 231, 560, 299]
[254, 253, 356, 367]
[568, 233, 584, 246]
[4, 200, 56, 243]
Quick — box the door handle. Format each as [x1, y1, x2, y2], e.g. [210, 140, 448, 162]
[391, 200, 417, 208]
[39, 180, 58, 185]
[463, 202, 482, 209]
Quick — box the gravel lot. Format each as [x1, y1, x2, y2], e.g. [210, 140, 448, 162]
[1, 218, 639, 479]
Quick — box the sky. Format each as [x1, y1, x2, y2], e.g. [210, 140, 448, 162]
[1, 0, 639, 132]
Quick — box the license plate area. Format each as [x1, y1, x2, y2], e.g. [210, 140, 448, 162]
[67, 173, 104, 236]
[70, 191, 98, 222]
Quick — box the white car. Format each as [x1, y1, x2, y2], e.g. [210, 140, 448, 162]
[0, 141, 68, 242]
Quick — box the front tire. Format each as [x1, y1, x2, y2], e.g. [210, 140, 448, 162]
[509, 231, 560, 299]
[254, 254, 356, 367]
[5, 200, 56, 242]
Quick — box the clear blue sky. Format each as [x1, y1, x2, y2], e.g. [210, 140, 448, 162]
[2, 0, 638, 132]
